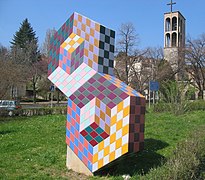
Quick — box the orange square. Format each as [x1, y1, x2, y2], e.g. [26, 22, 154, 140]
[90, 28, 95, 37]
[122, 144, 128, 154]
[89, 44, 94, 52]
[100, 111, 105, 120]
[109, 151, 115, 162]
[88, 59, 93, 67]
[95, 115, 100, 125]
[69, 40, 75, 46]
[122, 125, 129, 136]
[117, 101, 123, 112]
[116, 138, 122, 149]
[96, 98, 100, 108]
[106, 106, 111, 117]
[111, 115, 117, 126]
[104, 146, 110, 156]
[93, 54, 98, 63]
[69, 33, 75, 39]
[74, 20, 77, 27]
[105, 124, 110, 134]
[110, 133, 116, 144]
[78, 15, 82, 22]
[84, 48, 88, 57]
[93, 153, 98, 163]
[81, 24, 86, 31]
[98, 141, 104, 151]
[116, 120, 122, 131]
[98, 159, 103, 169]
[94, 39, 99, 47]
[86, 18, 91, 26]
[77, 29, 81, 36]
[85, 33, 89, 41]
[123, 106, 129, 117]
[95, 23, 100, 32]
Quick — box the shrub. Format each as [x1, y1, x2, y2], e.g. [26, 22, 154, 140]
[138, 126, 205, 180]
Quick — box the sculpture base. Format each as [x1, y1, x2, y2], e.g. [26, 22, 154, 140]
[66, 145, 93, 176]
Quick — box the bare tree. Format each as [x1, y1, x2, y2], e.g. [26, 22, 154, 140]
[0, 45, 25, 99]
[41, 28, 56, 58]
[185, 33, 205, 99]
[116, 22, 139, 85]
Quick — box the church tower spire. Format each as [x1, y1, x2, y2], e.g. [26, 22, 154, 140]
[164, 1, 186, 79]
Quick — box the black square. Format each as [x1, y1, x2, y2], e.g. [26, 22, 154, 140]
[130, 105, 135, 114]
[110, 30, 115, 38]
[109, 45, 114, 53]
[105, 35, 110, 44]
[104, 50, 109, 58]
[134, 133, 139, 141]
[135, 115, 140, 123]
[130, 124, 135, 133]
[100, 25, 105, 34]
[109, 60, 114, 67]
[98, 57, 103, 65]
[140, 124, 144, 132]
[136, 97, 141, 105]
[99, 41, 104, 49]
[103, 66, 108, 74]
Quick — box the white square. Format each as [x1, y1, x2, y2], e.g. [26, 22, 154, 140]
[103, 155, 110, 165]
[92, 162, 98, 172]
[122, 116, 129, 127]
[115, 147, 122, 159]
[110, 142, 116, 152]
[116, 129, 122, 140]
[117, 111, 123, 121]
[123, 97, 130, 108]
[98, 149, 104, 159]
[104, 137, 110, 147]
[122, 134, 129, 145]
[110, 124, 116, 134]
[93, 144, 99, 154]
[111, 106, 117, 116]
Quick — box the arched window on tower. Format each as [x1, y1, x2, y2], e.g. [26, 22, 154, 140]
[165, 33, 171, 47]
[165, 18, 171, 31]
[172, 17, 177, 31]
[172, 32, 177, 47]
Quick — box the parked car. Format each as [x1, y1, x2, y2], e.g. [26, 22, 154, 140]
[0, 100, 22, 116]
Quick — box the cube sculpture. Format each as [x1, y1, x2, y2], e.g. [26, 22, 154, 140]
[48, 12, 145, 175]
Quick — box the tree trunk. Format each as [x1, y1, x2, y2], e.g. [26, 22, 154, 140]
[33, 81, 36, 104]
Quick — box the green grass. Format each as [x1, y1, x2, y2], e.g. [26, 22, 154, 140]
[0, 111, 205, 179]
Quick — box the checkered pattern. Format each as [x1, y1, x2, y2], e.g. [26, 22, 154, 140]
[48, 12, 145, 173]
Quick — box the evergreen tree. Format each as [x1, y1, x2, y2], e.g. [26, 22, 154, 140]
[11, 18, 40, 64]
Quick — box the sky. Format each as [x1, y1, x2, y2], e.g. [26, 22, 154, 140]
[0, 0, 205, 50]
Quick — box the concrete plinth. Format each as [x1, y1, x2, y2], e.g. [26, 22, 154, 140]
[66, 145, 93, 176]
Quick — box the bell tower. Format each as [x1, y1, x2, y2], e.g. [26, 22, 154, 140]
[164, 0, 186, 79]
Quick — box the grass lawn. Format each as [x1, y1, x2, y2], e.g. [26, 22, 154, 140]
[0, 110, 205, 179]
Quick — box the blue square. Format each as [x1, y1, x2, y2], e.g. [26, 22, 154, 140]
[59, 54, 63, 60]
[67, 114, 71, 122]
[66, 129, 70, 137]
[64, 49, 67, 56]
[83, 148, 88, 157]
[68, 99, 72, 107]
[70, 142, 74, 151]
[67, 59, 71, 66]
[88, 144, 93, 154]
[79, 135, 84, 144]
[71, 126, 75, 134]
[78, 151, 83, 161]
[72, 110, 76, 119]
[76, 107, 80, 116]
[62, 64, 67, 71]
[74, 138, 79, 146]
